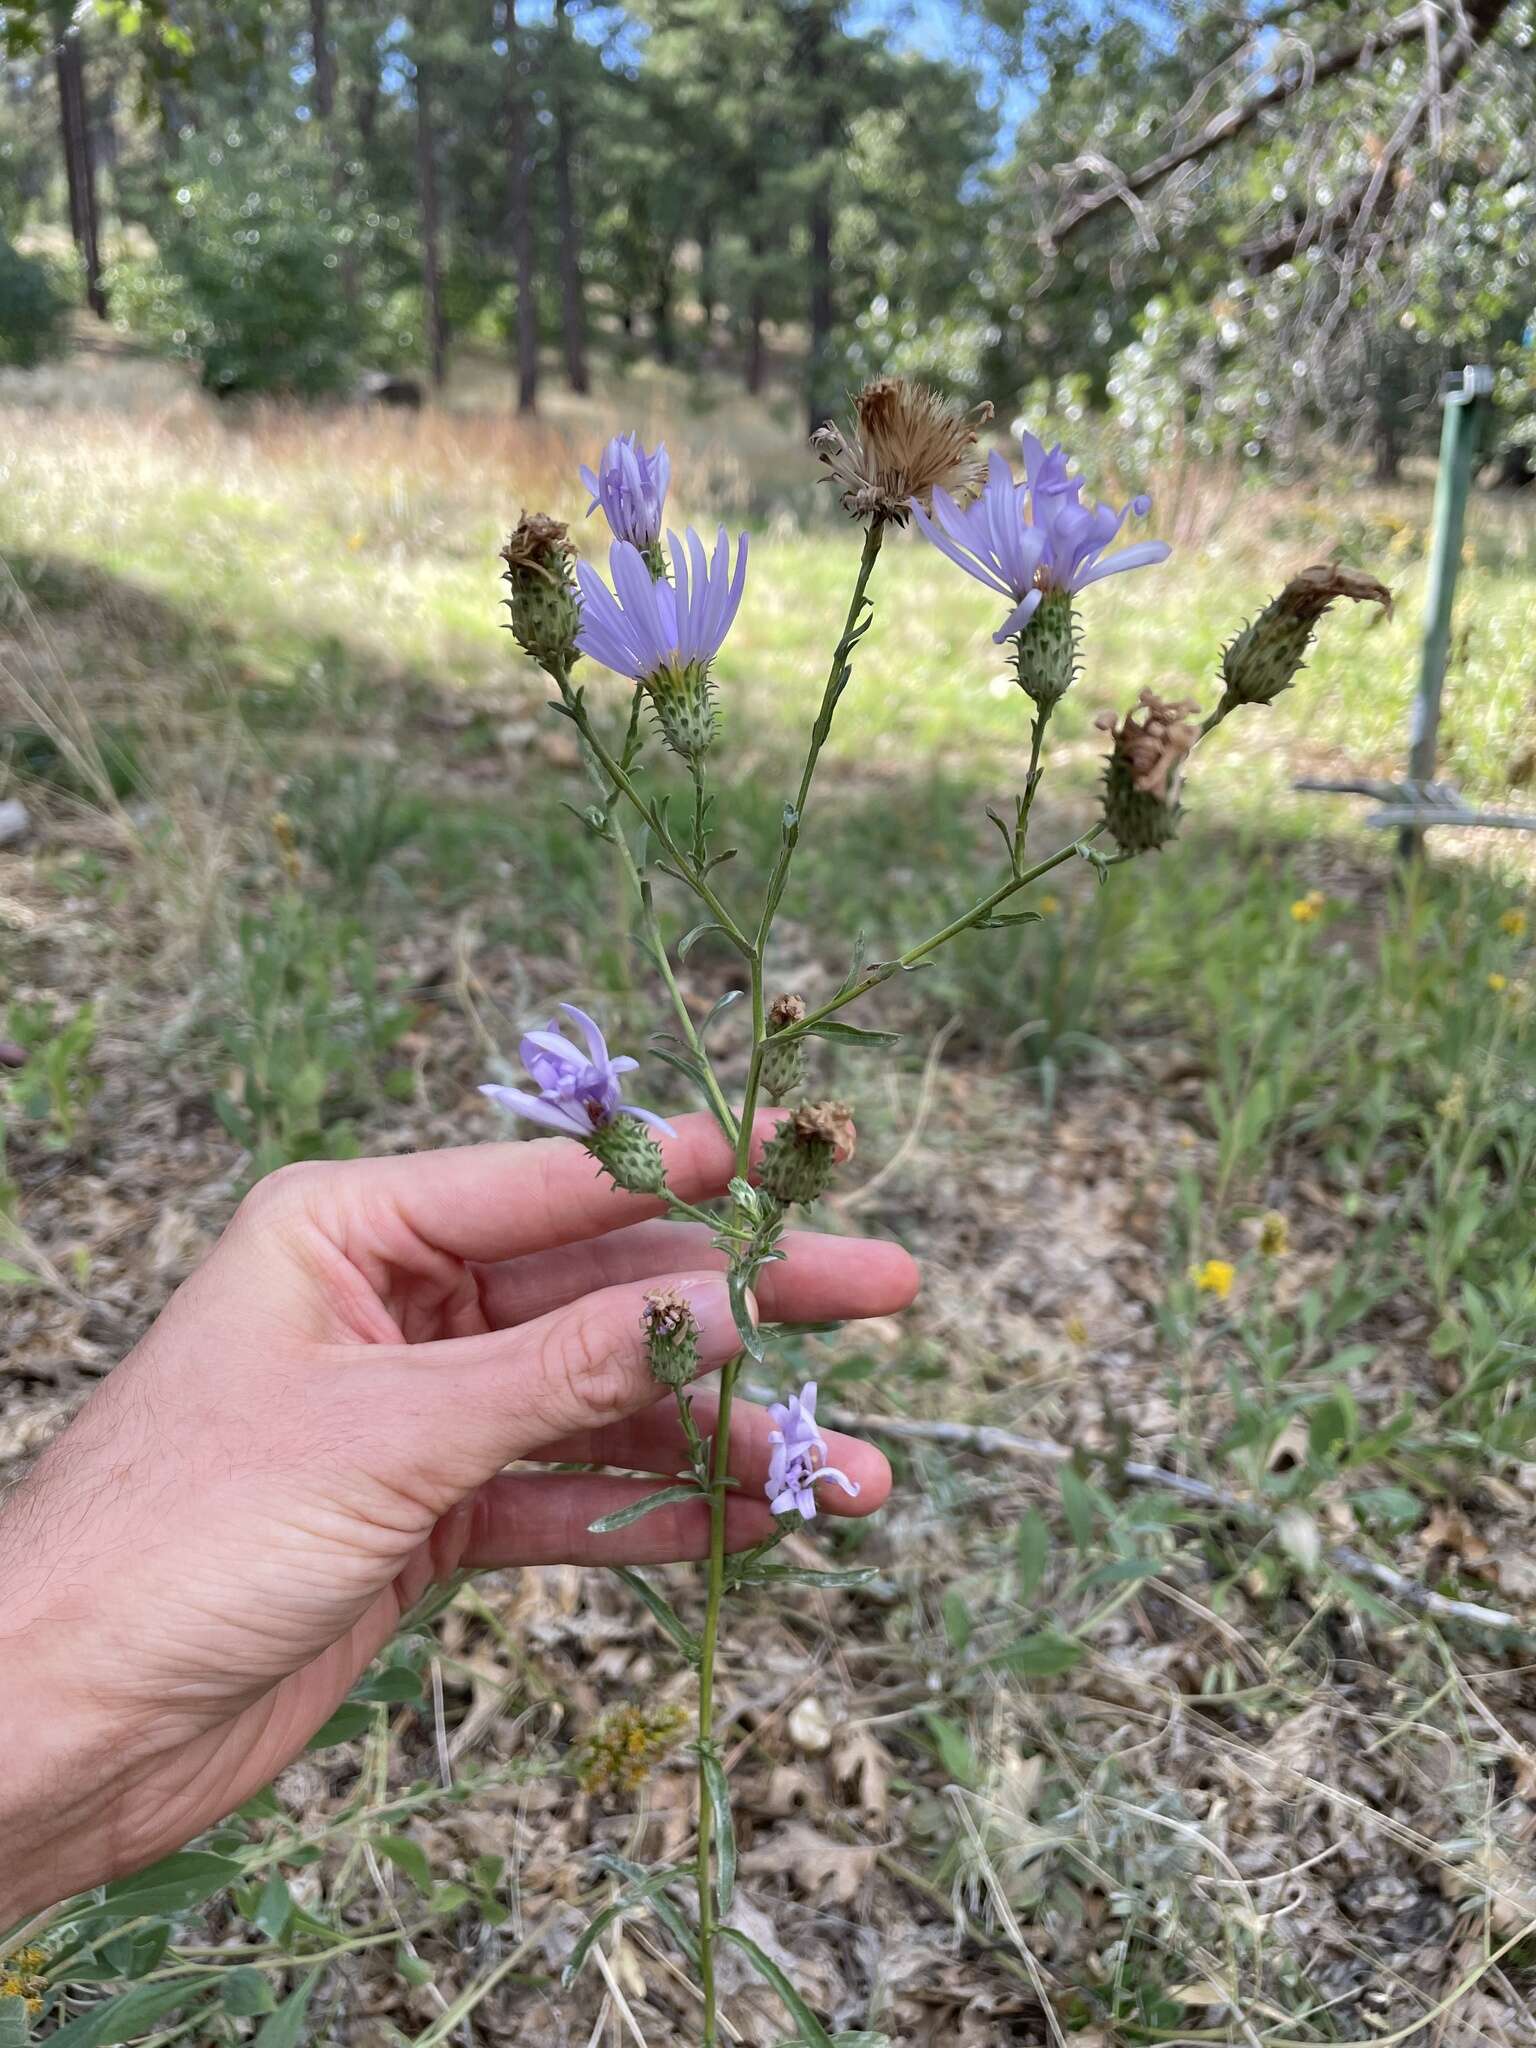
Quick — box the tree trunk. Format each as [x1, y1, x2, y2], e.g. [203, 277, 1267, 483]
[745, 228, 766, 395]
[54, 26, 107, 319]
[652, 259, 677, 366]
[551, 0, 589, 393]
[414, 54, 447, 388]
[504, 0, 539, 414]
[697, 212, 715, 350]
[803, 6, 836, 433]
[309, 0, 336, 121]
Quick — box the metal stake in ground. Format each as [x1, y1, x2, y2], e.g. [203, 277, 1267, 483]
[1398, 363, 1494, 860]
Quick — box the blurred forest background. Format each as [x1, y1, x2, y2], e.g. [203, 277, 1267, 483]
[2, 0, 1535, 474]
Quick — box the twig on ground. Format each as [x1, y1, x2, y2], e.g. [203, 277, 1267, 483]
[747, 1391, 1523, 1634]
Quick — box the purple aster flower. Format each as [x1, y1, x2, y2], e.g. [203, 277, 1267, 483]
[575, 527, 748, 687]
[911, 432, 1169, 643]
[481, 1002, 676, 1140]
[766, 1381, 860, 1521]
[580, 433, 671, 552]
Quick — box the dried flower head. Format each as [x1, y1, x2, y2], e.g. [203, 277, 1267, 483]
[642, 1285, 700, 1388]
[500, 512, 582, 669]
[574, 1700, 689, 1799]
[759, 1100, 855, 1205]
[1218, 562, 1391, 713]
[813, 377, 991, 524]
[762, 992, 808, 1104]
[1097, 690, 1200, 854]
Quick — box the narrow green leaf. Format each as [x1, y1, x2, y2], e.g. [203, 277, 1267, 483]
[922, 1711, 977, 1788]
[593, 1854, 700, 1966]
[610, 1566, 701, 1661]
[702, 989, 745, 1037]
[1016, 1509, 1050, 1599]
[731, 1562, 879, 1590]
[306, 1702, 371, 1748]
[0, 1259, 36, 1286]
[96, 1850, 242, 1921]
[44, 1980, 209, 2047]
[941, 1588, 973, 1652]
[729, 1267, 765, 1364]
[376, 1832, 433, 1891]
[350, 1666, 424, 1705]
[1059, 1465, 1097, 1551]
[252, 1970, 320, 2048]
[990, 1630, 1087, 1677]
[976, 910, 1044, 929]
[698, 1748, 736, 1915]
[251, 1870, 294, 1942]
[718, 1929, 835, 2047]
[588, 1484, 702, 1535]
[220, 1968, 276, 2018]
[562, 1870, 689, 1987]
[802, 1020, 900, 1048]
[677, 922, 728, 960]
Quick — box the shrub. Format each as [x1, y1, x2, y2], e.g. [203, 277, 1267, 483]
[0, 233, 67, 368]
[110, 128, 367, 398]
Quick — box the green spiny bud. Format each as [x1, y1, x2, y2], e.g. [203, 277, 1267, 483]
[1218, 564, 1391, 714]
[762, 993, 808, 1105]
[1013, 589, 1079, 709]
[759, 1100, 855, 1206]
[641, 1286, 699, 1388]
[1097, 690, 1201, 855]
[644, 658, 717, 765]
[586, 1116, 669, 1196]
[500, 513, 582, 670]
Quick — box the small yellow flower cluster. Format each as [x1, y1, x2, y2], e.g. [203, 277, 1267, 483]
[1192, 1258, 1235, 1301]
[574, 1701, 689, 1799]
[1290, 890, 1326, 925]
[1498, 908, 1528, 940]
[1037, 893, 1062, 917]
[270, 811, 303, 887]
[1488, 972, 1508, 993]
[1, 1944, 48, 2015]
[1258, 1211, 1289, 1258]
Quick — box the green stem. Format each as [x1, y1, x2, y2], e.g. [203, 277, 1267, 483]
[1013, 703, 1053, 867]
[754, 519, 884, 953]
[554, 669, 753, 956]
[794, 824, 1107, 1035]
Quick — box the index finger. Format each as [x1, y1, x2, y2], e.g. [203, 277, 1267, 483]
[285, 1110, 779, 1266]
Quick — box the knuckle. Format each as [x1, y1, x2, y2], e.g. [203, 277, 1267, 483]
[538, 1306, 637, 1429]
[237, 1159, 332, 1222]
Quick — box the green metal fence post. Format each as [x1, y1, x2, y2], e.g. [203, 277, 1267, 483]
[1399, 363, 1494, 860]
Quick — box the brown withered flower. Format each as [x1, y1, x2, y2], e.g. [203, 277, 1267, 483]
[500, 511, 574, 583]
[1218, 562, 1391, 712]
[812, 378, 992, 524]
[1097, 690, 1202, 855]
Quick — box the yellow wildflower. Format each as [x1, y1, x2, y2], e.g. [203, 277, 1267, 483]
[575, 1702, 688, 1799]
[1488, 972, 1508, 993]
[1258, 1212, 1289, 1258]
[1192, 1259, 1235, 1301]
[1037, 894, 1061, 917]
[1290, 896, 1323, 924]
[1498, 909, 1527, 940]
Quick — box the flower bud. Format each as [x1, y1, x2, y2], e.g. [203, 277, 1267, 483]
[1096, 690, 1201, 855]
[759, 1100, 855, 1206]
[1013, 589, 1078, 709]
[500, 513, 582, 671]
[640, 1286, 700, 1388]
[645, 658, 717, 765]
[1218, 564, 1391, 713]
[586, 1116, 669, 1196]
[761, 994, 807, 1105]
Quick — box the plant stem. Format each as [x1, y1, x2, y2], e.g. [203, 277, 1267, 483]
[754, 519, 884, 951]
[795, 824, 1107, 1034]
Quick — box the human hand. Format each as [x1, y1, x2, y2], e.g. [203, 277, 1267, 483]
[0, 1114, 916, 1924]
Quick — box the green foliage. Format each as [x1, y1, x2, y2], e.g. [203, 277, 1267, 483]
[109, 130, 368, 398]
[281, 757, 430, 900]
[0, 233, 66, 368]
[1, 998, 100, 1150]
[211, 894, 415, 1180]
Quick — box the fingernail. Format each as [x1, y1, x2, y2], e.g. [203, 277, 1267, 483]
[677, 1274, 756, 1362]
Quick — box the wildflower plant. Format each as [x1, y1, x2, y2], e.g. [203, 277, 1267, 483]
[490, 394, 1387, 2045]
